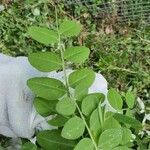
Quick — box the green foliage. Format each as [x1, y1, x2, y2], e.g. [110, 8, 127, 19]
[64, 46, 90, 63]
[81, 94, 103, 116]
[125, 91, 135, 108]
[74, 138, 94, 150]
[103, 117, 121, 130]
[28, 26, 58, 45]
[27, 77, 66, 100]
[48, 115, 68, 127]
[113, 113, 142, 128]
[0, 1, 149, 102]
[108, 88, 123, 110]
[89, 109, 101, 140]
[34, 97, 57, 116]
[121, 128, 132, 145]
[26, 17, 145, 150]
[74, 85, 88, 101]
[37, 130, 76, 150]
[28, 52, 62, 72]
[21, 142, 37, 150]
[56, 97, 76, 116]
[98, 128, 123, 150]
[59, 20, 81, 37]
[61, 116, 85, 140]
[0, 1, 149, 149]
[112, 146, 131, 150]
[68, 69, 95, 88]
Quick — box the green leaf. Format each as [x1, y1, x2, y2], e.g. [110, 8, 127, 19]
[104, 111, 114, 120]
[69, 69, 95, 88]
[98, 128, 123, 150]
[125, 109, 134, 117]
[75, 84, 88, 101]
[62, 116, 85, 140]
[112, 146, 131, 150]
[107, 88, 123, 110]
[121, 128, 132, 145]
[89, 93, 105, 103]
[82, 94, 103, 116]
[28, 52, 62, 72]
[103, 117, 121, 130]
[74, 138, 94, 150]
[113, 113, 142, 128]
[64, 46, 90, 64]
[48, 115, 68, 127]
[59, 20, 81, 37]
[21, 142, 37, 150]
[37, 130, 76, 150]
[28, 26, 58, 44]
[27, 77, 66, 100]
[34, 97, 58, 116]
[56, 97, 76, 116]
[125, 91, 135, 108]
[89, 109, 101, 141]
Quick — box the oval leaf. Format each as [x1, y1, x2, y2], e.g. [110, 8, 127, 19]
[74, 138, 94, 150]
[64, 46, 90, 64]
[48, 115, 68, 127]
[125, 91, 135, 108]
[27, 77, 66, 100]
[113, 113, 142, 129]
[82, 94, 103, 116]
[75, 84, 88, 101]
[62, 116, 85, 140]
[90, 109, 101, 141]
[59, 20, 81, 37]
[28, 26, 58, 45]
[121, 128, 132, 145]
[103, 117, 121, 131]
[56, 97, 76, 116]
[98, 128, 123, 150]
[28, 52, 62, 72]
[34, 97, 58, 116]
[107, 88, 123, 110]
[69, 69, 95, 88]
[37, 130, 76, 150]
[21, 142, 37, 150]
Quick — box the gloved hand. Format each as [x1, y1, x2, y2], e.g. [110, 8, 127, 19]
[0, 53, 108, 139]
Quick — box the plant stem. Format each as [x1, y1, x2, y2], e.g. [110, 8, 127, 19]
[55, 7, 70, 97]
[60, 46, 70, 97]
[98, 102, 104, 131]
[73, 98, 99, 150]
[55, 6, 98, 150]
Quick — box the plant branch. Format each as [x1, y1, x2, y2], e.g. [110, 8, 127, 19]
[55, 6, 98, 150]
[74, 99, 98, 150]
[55, 7, 70, 97]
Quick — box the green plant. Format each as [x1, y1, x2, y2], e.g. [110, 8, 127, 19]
[23, 8, 148, 150]
[0, 1, 149, 149]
